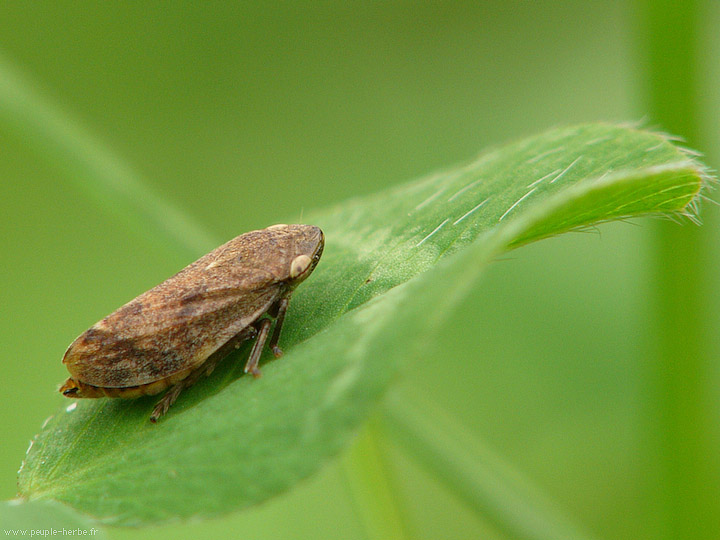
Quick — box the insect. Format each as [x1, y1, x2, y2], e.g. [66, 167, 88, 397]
[59, 224, 324, 422]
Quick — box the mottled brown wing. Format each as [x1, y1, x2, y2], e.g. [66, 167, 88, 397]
[63, 265, 284, 388]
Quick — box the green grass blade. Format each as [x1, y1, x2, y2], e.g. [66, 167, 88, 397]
[16, 124, 710, 525]
[341, 421, 412, 540]
[0, 53, 216, 257]
[640, 2, 720, 538]
[381, 389, 598, 540]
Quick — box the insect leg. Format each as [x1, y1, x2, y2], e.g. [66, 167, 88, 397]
[205, 325, 257, 377]
[244, 318, 272, 377]
[150, 355, 226, 423]
[150, 383, 184, 423]
[150, 326, 258, 422]
[268, 296, 290, 358]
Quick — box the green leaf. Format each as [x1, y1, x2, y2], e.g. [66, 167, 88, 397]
[17, 124, 709, 525]
[0, 499, 107, 538]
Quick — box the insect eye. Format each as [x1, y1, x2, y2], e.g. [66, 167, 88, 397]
[289, 255, 312, 279]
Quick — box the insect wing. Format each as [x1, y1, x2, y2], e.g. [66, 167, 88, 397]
[63, 279, 282, 388]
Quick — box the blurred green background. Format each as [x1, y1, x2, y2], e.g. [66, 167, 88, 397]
[1, 2, 718, 539]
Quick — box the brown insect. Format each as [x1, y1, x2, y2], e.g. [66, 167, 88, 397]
[59, 224, 324, 422]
